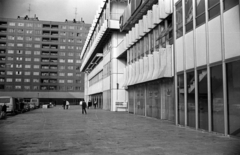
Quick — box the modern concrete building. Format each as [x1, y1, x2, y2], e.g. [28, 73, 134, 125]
[80, 0, 127, 110]
[81, 0, 240, 138]
[0, 16, 90, 104]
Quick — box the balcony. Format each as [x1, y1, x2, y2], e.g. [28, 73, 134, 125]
[49, 72, 57, 76]
[0, 28, 7, 33]
[50, 52, 58, 56]
[42, 30, 50, 35]
[51, 31, 59, 36]
[0, 21, 7, 26]
[51, 25, 59, 29]
[0, 56, 6, 61]
[50, 58, 58, 63]
[43, 24, 51, 28]
[0, 63, 5, 68]
[42, 51, 50, 55]
[0, 70, 5, 75]
[0, 50, 6, 54]
[0, 35, 7, 40]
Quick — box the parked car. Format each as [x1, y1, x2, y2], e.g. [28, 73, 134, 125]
[0, 96, 18, 114]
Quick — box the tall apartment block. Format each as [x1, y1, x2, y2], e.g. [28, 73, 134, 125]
[0, 16, 90, 104]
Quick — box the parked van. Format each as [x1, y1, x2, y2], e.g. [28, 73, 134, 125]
[30, 98, 39, 108]
[0, 96, 17, 114]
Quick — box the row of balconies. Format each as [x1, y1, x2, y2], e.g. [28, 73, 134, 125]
[122, 45, 173, 87]
[41, 58, 58, 63]
[40, 78, 57, 84]
[41, 65, 58, 70]
[41, 72, 58, 76]
[122, 2, 173, 52]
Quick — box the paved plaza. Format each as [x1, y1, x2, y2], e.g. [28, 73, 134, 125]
[0, 106, 240, 155]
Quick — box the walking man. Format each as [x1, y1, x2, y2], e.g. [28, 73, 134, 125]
[82, 100, 87, 114]
[2, 103, 7, 118]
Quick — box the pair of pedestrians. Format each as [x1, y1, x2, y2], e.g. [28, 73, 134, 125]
[62, 100, 70, 110]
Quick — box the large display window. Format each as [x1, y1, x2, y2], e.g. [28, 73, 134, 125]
[178, 74, 185, 125]
[187, 71, 195, 128]
[227, 60, 240, 137]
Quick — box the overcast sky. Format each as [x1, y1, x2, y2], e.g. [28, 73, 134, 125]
[0, 0, 103, 24]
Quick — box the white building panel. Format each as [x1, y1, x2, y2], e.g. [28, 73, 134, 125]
[152, 51, 160, 80]
[138, 59, 144, 83]
[164, 0, 173, 14]
[176, 38, 184, 72]
[196, 24, 207, 67]
[159, 0, 168, 19]
[143, 56, 149, 82]
[147, 10, 154, 29]
[185, 32, 194, 70]
[209, 17, 222, 64]
[135, 61, 140, 83]
[224, 6, 240, 60]
[147, 54, 154, 81]
[143, 15, 148, 33]
[139, 19, 144, 37]
[159, 48, 166, 78]
[127, 64, 132, 86]
[130, 63, 136, 85]
[102, 76, 110, 91]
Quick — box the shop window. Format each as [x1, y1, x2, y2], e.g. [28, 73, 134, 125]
[211, 65, 224, 133]
[176, 0, 183, 38]
[185, 0, 193, 33]
[178, 74, 185, 125]
[226, 60, 240, 137]
[208, 0, 220, 20]
[195, 0, 206, 27]
[187, 71, 195, 128]
[198, 69, 208, 131]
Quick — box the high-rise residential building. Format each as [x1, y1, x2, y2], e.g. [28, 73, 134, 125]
[0, 16, 90, 104]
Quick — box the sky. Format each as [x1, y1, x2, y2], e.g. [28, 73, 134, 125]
[0, 0, 103, 24]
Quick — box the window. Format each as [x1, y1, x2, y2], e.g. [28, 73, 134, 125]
[33, 79, 39, 83]
[26, 30, 33, 34]
[18, 23, 24, 26]
[6, 78, 12, 82]
[223, 0, 239, 11]
[61, 26, 67, 29]
[68, 59, 73, 63]
[67, 80, 73, 83]
[35, 37, 41, 41]
[24, 79, 30, 82]
[35, 24, 42, 28]
[25, 65, 31, 68]
[32, 86, 39, 90]
[176, 1, 183, 38]
[60, 46, 66, 49]
[68, 66, 74, 70]
[8, 29, 15, 33]
[33, 72, 39, 76]
[9, 22, 15, 26]
[7, 50, 14, 54]
[211, 65, 224, 133]
[185, 0, 193, 32]
[25, 71, 31, 75]
[24, 86, 30, 90]
[16, 57, 22, 61]
[178, 74, 185, 126]
[15, 78, 22, 82]
[68, 46, 74, 49]
[25, 58, 31, 61]
[69, 26, 74, 29]
[16, 64, 22, 68]
[208, 0, 220, 20]
[67, 73, 73, 76]
[26, 23, 33, 27]
[76, 73, 81, 77]
[25, 51, 31, 55]
[187, 71, 195, 128]
[226, 60, 240, 137]
[15, 86, 21, 89]
[59, 73, 65, 76]
[59, 79, 65, 83]
[7, 57, 14, 61]
[7, 71, 13, 75]
[17, 29, 24, 33]
[17, 36, 24, 40]
[8, 43, 14, 47]
[26, 44, 32, 48]
[34, 58, 40, 62]
[59, 59, 65, 63]
[67, 86, 74, 90]
[60, 52, 65, 56]
[76, 60, 81, 64]
[17, 50, 23, 54]
[68, 52, 74, 56]
[34, 44, 41, 48]
[8, 36, 15, 40]
[34, 51, 41, 55]
[34, 65, 40, 69]
[17, 43, 23, 47]
[76, 80, 81, 83]
[59, 66, 65, 70]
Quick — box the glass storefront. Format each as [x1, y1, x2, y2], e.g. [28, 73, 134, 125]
[227, 60, 240, 137]
[187, 71, 195, 128]
[198, 69, 208, 130]
[178, 74, 185, 125]
[211, 65, 224, 133]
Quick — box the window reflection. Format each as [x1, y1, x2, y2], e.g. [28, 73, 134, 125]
[187, 71, 195, 128]
[198, 69, 208, 130]
[227, 60, 240, 137]
[178, 74, 185, 125]
[211, 65, 224, 133]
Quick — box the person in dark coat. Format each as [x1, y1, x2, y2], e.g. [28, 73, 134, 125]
[82, 100, 87, 114]
[2, 103, 7, 118]
[62, 100, 66, 110]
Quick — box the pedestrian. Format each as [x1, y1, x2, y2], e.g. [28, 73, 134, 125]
[88, 100, 92, 109]
[82, 100, 87, 114]
[66, 100, 70, 109]
[79, 100, 82, 106]
[62, 100, 66, 110]
[94, 100, 97, 109]
[2, 103, 7, 119]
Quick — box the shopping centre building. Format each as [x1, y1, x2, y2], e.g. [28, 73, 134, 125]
[81, 0, 240, 137]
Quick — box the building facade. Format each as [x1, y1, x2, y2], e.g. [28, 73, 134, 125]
[80, 0, 127, 110]
[0, 16, 90, 104]
[81, 0, 240, 138]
